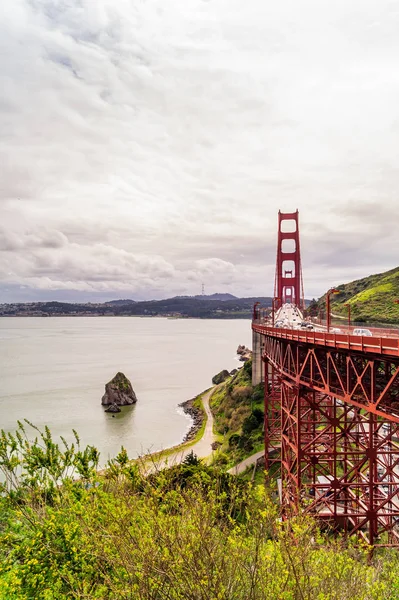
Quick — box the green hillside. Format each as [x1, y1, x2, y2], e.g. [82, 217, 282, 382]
[316, 266, 399, 324]
[209, 360, 265, 470]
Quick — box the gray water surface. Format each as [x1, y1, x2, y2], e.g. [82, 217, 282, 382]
[0, 317, 251, 464]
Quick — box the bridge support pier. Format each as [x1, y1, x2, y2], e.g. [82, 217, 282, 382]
[252, 330, 264, 386]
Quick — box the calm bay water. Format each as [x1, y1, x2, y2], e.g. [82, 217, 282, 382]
[0, 317, 252, 465]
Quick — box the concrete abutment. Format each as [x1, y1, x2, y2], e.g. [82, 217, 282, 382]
[252, 329, 265, 386]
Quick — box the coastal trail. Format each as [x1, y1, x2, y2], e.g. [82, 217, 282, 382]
[144, 386, 217, 472]
[227, 450, 264, 475]
[143, 385, 268, 476]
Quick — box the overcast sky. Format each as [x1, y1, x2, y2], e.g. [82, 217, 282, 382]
[1, 0, 399, 302]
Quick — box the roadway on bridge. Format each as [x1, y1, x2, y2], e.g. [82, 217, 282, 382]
[274, 303, 304, 329]
[274, 302, 399, 338]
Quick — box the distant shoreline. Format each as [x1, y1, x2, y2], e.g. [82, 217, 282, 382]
[0, 295, 271, 320]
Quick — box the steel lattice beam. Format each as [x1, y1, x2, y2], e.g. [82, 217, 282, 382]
[259, 327, 399, 546]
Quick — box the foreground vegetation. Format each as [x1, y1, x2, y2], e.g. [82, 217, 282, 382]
[1, 423, 399, 599]
[314, 265, 399, 324]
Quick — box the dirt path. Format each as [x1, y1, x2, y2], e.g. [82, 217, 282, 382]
[227, 449, 264, 475]
[144, 387, 217, 472]
[143, 388, 268, 477]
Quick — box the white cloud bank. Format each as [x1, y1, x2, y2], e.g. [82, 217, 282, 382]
[1, 0, 399, 301]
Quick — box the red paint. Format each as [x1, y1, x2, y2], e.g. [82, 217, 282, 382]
[255, 210, 399, 546]
[274, 210, 305, 311]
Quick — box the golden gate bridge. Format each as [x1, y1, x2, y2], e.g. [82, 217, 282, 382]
[252, 210, 399, 547]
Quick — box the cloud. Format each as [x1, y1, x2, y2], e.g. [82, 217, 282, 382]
[1, 1, 399, 301]
[0, 228, 68, 251]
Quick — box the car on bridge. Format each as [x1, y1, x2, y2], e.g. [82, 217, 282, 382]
[353, 328, 372, 337]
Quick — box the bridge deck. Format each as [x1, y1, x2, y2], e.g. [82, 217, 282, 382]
[253, 323, 399, 358]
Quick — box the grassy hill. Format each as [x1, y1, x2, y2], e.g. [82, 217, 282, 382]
[316, 266, 399, 324]
[209, 360, 265, 470]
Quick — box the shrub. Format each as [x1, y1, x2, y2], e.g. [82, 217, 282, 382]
[231, 386, 253, 402]
[242, 414, 259, 435]
[228, 434, 241, 448]
[252, 407, 264, 425]
[182, 450, 201, 466]
[229, 405, 251, 432]
[0, 424, 396, 599]
[251, 384, 264, 404]
[243, 360, 252, 377]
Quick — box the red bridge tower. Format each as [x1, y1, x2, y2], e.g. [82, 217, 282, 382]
[274, 210, 305, 310]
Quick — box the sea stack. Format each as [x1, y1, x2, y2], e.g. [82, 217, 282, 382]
[236, 344, 252, 362]
[101, 372, 138, 407]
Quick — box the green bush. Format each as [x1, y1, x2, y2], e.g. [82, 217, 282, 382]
[252, 407, 264, 425]
[1, 423, 398, 599]
[243, 359, 252, 377]
[242, 414, 259, 435]
[251, 385, 264, 404]
[228, 433, 241, 448]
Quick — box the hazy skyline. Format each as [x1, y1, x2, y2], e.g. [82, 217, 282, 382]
[1, 1, 399, 303]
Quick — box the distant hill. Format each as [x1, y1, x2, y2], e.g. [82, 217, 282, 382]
[193, 293, 238, 301]
[115, 295, 273, 318]
[0, 294, 315, 319]
[171, 293, 238, 301]
[106, 299, 136, 306]
[317, 266, 399, 324]
[0, 295, 274, 319]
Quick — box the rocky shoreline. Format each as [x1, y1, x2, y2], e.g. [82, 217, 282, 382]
[236, 344, 251, 361]
[178, 397, 204, 443]
[178, 343, 252, 445]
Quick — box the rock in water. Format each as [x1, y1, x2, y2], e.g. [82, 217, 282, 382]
[212, 370, 230, 385]
[236, 344, 252, 362]
[101, 372, 138, 406]
[105, 403, 121, 413]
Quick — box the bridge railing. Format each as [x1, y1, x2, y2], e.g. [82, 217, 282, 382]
[311, 317, 399, 338]
[252, 323, 399, 357]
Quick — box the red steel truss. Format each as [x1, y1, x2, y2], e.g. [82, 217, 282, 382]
[257, 324, 399, 546]
[264, 360, 281, 474]
[274, 210, 305, 311]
